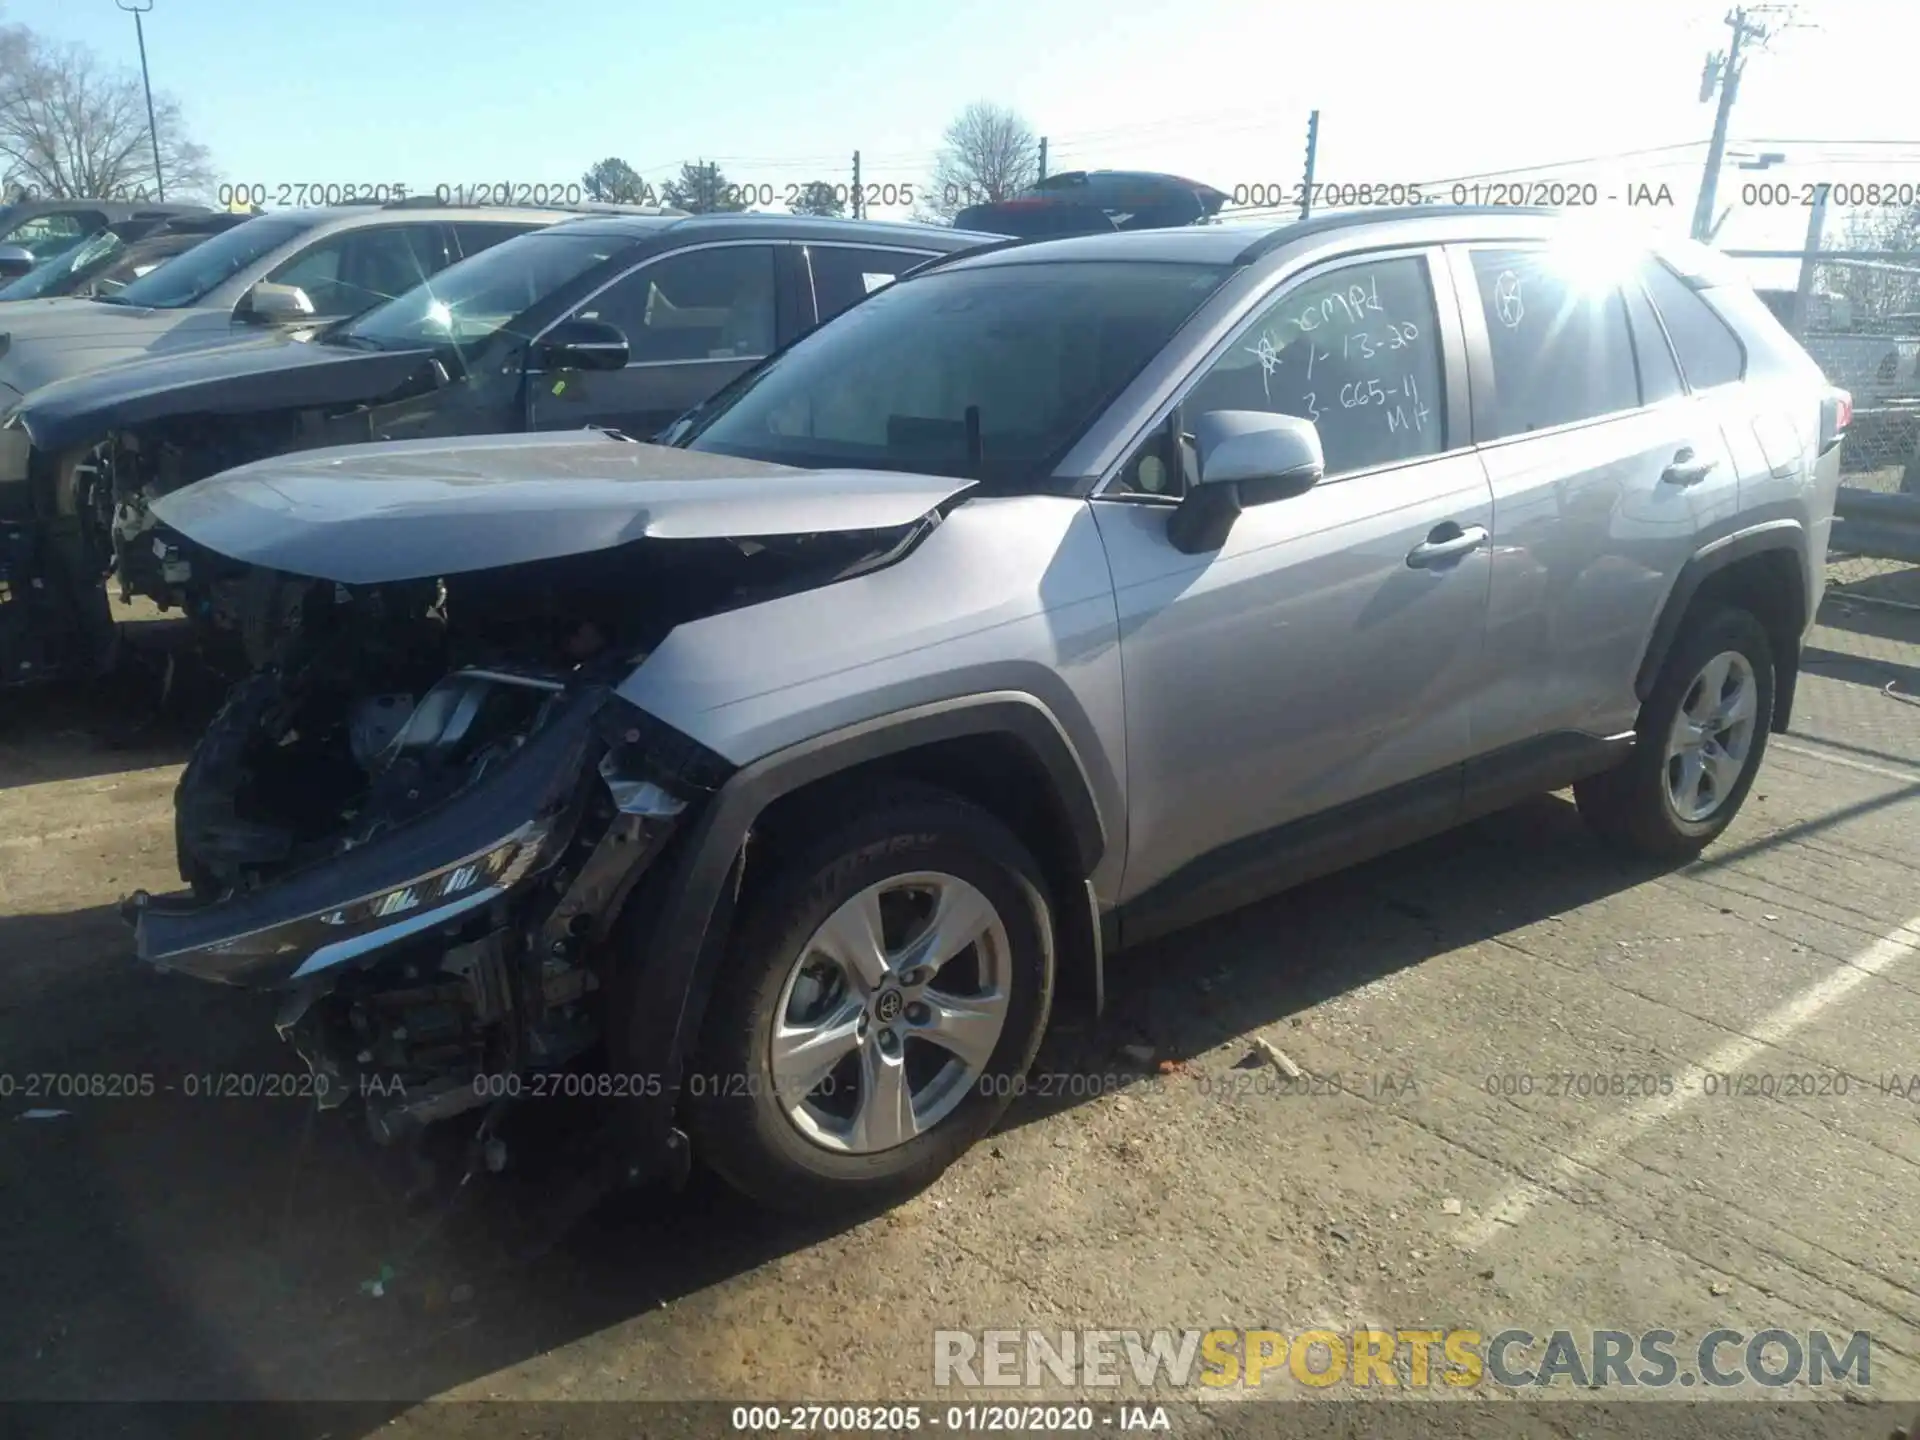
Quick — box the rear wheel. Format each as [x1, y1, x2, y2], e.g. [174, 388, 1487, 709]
[684, 783, 1054, 1216]
[1576, 605, 1774, 860]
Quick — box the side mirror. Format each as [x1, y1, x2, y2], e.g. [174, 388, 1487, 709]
[0, 245, 37, 281]
[532, 317, 629, 373]
[1168, 410, 1325, 555]
[243, 281, 316, 323]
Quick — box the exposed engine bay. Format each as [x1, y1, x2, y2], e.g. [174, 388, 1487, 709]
[134, 522, 918, 1151]
[82, 413, 387, 662]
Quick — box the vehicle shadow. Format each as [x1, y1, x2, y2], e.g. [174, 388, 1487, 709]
[0, 790, 1676, 1422]
[1817, 586, 1920, 649]
[0, 620, 225, 791]
[1005, 791, 1674, 1130]
[1800, 643, 1920, 698]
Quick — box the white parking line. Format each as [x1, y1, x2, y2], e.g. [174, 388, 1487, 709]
[1773, 742, 1920, 786]
[1458, 911, 1920, 1251]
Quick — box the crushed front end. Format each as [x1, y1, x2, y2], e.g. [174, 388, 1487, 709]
[128, 571, 732, 1151]
[0, 414, 117, 686]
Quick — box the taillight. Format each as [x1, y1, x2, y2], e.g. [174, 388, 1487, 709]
[1818, 388, 1851, 455]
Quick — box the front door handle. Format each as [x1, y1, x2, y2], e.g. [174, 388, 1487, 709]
[1406, 522, 1489, 569]
[1661, 447, 1717, 486]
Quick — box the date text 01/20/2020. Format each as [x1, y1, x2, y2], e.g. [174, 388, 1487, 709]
[1224, 180, 1681, 209]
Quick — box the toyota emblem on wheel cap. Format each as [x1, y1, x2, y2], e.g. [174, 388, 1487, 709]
[875, 989, 904, 1023]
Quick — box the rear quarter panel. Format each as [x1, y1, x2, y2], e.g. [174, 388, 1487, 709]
[1704, 282, 1836, 637]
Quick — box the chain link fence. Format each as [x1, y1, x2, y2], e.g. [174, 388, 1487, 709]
[1742, 248, 1920, 583]
[1755, 250, 1920, 489]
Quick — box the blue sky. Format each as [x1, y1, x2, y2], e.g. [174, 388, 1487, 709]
[10, 0, 1919, 283]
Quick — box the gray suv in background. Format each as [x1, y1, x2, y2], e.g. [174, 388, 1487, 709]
[131, 207, 1846, 1216]
[0, 201, 572, 403]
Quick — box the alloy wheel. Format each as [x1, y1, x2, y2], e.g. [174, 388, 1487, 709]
[769, 870, 1011, 1155]
[1663, 649, 1759, 824]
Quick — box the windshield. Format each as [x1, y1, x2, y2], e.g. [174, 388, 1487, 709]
[86, 238, 195, 298]
[0, 230, 124, 300]
[339, 228, 630, 353]
[682, 260, 1228, 489]
[103, 216, 308, 308]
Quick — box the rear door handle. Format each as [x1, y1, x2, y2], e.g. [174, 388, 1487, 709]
[1406, 522, 1489, 569]
[1661, 447, 1716, 486]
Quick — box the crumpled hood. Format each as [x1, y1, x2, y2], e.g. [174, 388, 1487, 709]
[0, 297, 196, 393]
[13, 335, 436, 453]
[151, 430, 977, 584]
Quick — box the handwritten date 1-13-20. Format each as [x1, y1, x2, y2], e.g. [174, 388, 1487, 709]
[1243, 271, 1434, 435]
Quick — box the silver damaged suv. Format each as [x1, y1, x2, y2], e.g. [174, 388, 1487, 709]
[129, 208, 1848, 1214]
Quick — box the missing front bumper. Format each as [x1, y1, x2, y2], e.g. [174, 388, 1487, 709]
[130, 683, 615, 987]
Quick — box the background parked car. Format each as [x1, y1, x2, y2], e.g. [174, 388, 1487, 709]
[0, 212, 992, 684]
[0, 212, 249, 303]
[954, 169, 1229, 238]
[0, 198, 210, 280]
[0, 201, 578, 409]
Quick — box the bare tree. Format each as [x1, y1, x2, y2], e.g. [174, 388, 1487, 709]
[790, 180, 846, 218]
[0, 29, 215, 201]
[918, 101, 1039, 222]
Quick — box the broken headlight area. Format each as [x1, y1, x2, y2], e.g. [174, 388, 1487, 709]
[129, 590, 730, 1144]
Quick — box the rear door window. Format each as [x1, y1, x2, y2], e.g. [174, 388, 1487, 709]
[453, 222, 538, 260]
[1469, 248, 1641, 438]
[1623, 279, 1685, 405]
[806, 245, 934, 324]
[1641, 260, 1746, 390]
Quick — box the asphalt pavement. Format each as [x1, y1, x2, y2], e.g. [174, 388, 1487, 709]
[0, 570, 1915, 1439]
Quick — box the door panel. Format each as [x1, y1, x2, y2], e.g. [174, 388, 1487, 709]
[1096, 448, 1494, 907]
[526, 244, 777, 439]
[1473, 407, 1738, 749]
[1453, 244, 1742, 750]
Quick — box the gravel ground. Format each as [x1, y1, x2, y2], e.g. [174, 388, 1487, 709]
[1, 578, 1916, 1440]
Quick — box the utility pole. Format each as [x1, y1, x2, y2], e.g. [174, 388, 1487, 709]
[1299, 110, 1320, 220]
[1038, 137, 1048, 181]
[1691, 6, 1778, 242]
[1788, 181, 1828, 339]
[851, 151, 862, 218]
[115, 0, 165, 201]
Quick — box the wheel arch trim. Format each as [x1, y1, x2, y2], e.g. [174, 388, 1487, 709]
[608, 691, 1107, 1168]
[1634, 517, 1808, 718]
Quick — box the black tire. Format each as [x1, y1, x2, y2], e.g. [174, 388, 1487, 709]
[684, 781, 1055, 1216]
[1575, 605, 1774, 861]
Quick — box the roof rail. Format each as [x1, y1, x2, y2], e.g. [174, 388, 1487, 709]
[362, 196, 688, 217]
[563, 202, 689, 218]
[900, 232, 1051, 276]
[1226, 202, 1566, 267]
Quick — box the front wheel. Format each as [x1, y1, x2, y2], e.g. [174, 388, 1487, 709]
[684, 783, 1055, 1216]
[1576, 605, 1774, 861]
